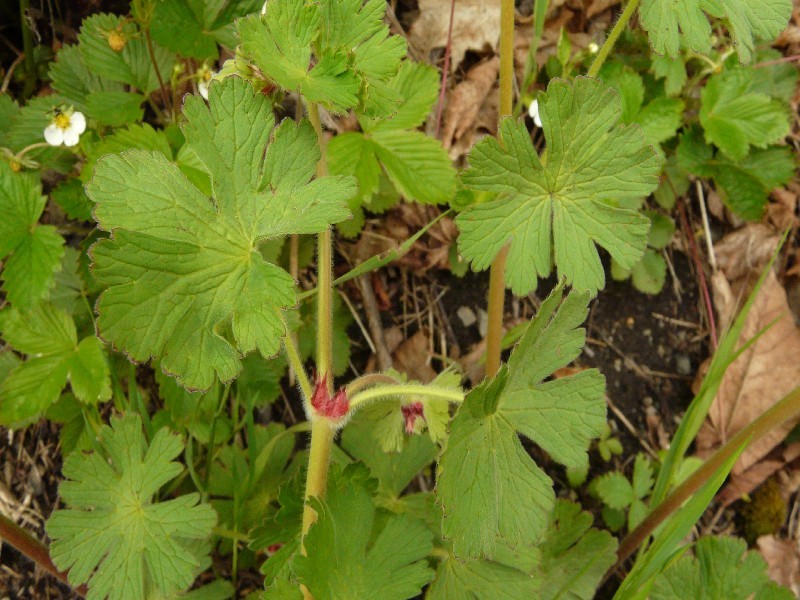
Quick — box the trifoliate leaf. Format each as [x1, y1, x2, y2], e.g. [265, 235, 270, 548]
[237, 6, 359, 113]
[639, 0, 791, 63]
[49, 45, 128, 122]
[437, 285, 607, 558]
[0, 162, 64, 308]
[677, 127, 795, 220]
[650, 536, 794, 600]
[87, 78, 355, 391]
[458, 77, 660, 296]
[0, 304, 111, 427]
[632, 454, 654, 499]
[599, 64, 683, 147]
[46, 414, 217, 600]
[535, 500, 617, 600]
[294, 464, 434, 599]
[151, 0, 261, 59]
[78, 14, 175, 93]
[700, 69, 790, 161]
[85, 91, 145, 127]
[595, 472, 635, 510]
[328, 60, 454, 212]
[749, 50, 799, 103]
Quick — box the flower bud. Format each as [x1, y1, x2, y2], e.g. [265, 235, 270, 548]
[108, 30, 127, 52]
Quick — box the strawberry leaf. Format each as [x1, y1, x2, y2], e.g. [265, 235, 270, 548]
[87, 77, 355, 391]
[458, 77, 661, 296]
[0, 162, 65, 308]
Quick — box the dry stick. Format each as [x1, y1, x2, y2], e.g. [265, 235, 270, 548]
[614, 385, 800, 569]
[434, 0, 457, 137]
[678, 198, 718, 349]
[0, 513, 87, 596]
[484, 0, 516, 379]
[356, 275, 393, 371]
[695, 180, 717, 273]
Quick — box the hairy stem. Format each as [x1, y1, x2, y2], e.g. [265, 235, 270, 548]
[283, 334, 313, 404]
[300, 103, 334, 582]
[349, 384, 465, 410]
[615, 385, 800, 568]
[0, 513, 85, 596]
[587, 0, 641, 78]
[485, 0, 516, 379]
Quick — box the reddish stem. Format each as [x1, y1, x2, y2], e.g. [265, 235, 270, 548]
[678, 198, 718, 349]
[0, 513, 86, 596]
[434, 0, 457, 137]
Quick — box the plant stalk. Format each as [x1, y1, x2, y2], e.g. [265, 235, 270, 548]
[587, 0, 641, 78]
[484, 0, 516, 379]
[0, 513, 86, 596]
[299, 102, 335, 579]
[349, 384, 465, 410]
[19, 0, 36, 98]
[614, 385, 800, 568]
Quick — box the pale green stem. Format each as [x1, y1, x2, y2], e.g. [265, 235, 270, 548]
[485, 0, 516, 379]
[346, 373, 402, 396]
[349, 384, 465, 410]
[587, 0, 641, 78]
[15, 142, 52, 160]
[283, 334, 313, 405]
[301, 418, 334, 539]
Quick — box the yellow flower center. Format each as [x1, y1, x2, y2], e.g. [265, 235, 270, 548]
[203, 71, 212, 82]
[54, 113, 71, 129]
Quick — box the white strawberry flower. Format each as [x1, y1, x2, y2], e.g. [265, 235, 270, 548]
[528, 99, 543, 128]
[44, 108, 86, 147]
[261, 1, 267, 14]
[197, 66, 214, 100]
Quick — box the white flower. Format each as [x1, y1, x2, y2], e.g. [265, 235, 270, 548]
[43, 109, 86, 147]
[261, 1, 267, 14]
[199, 80, 209, 100]
[528, 99, 543, 128]
[587, 42, 599, 54]
[197, 66, 214, 100]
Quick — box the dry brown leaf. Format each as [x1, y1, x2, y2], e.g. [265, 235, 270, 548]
[696, 267, 800, 476]
[717, 443, 800, 507]
[410, 0, 501, 72]
[442, 57, 499, 151]
[587, 0, 621, 17]
[392, 329, 437, 383]
[757, 536, 800, 596]
[767, 188, 799, 231]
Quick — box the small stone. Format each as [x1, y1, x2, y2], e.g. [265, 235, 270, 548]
[613, 358, 623, 372]
[675, 353, 692, 375]
[456, 306, 477, 327]
[477, 308, 489, 337]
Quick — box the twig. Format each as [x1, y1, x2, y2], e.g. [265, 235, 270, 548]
[0, 514, 86, 596]
[606, 396, 658, 459]
[678, 198, 718, 350]
[434, 0, 457, 137]
[1, 53, 25, 94]
[695, 180, 717, 273]
[356, 275, 393, 371]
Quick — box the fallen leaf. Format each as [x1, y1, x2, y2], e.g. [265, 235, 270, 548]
[392, 329, 437, 383]
[587, 0, 622, 17]
[717, 443, 800, 507]
[767, 188, 799, 232]
[410, 0, 501, 72]
[442, 57, 499, 151]
[696, 266, 800, 476]
[757, 536, 800, 596]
